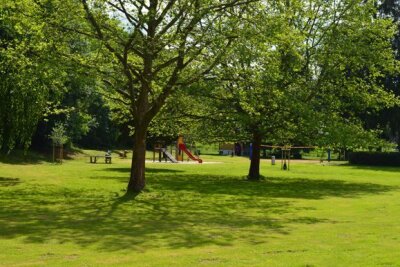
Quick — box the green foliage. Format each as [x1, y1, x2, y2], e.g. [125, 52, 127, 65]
[46, 78, 103, 145]
[189, 0, 399, 150]
[361, 0, 400, 147]
[299, 113, 397, 150]
[0, 0, 122, 151]
[49, 123, 68, 145]
[0, 1, 67, 152]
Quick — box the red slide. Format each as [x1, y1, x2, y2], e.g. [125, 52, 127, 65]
[178, 143, 203, 163]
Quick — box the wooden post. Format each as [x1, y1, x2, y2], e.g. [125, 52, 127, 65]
[60, 144, 63, 164]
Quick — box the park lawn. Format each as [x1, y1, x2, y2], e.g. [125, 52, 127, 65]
[0, 153, 400, 267]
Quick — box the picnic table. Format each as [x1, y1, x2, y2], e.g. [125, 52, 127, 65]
[89, 155, 112, 164]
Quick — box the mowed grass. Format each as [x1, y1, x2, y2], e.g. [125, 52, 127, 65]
[0, 153, 400, 267]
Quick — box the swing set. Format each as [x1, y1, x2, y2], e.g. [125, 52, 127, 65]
[260, 145, 317, 171]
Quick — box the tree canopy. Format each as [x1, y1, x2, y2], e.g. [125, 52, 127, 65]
[0, 1, 67, 152]
[179, 0, 400, 179]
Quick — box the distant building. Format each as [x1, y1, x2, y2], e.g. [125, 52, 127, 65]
[219, 143, 234, 155]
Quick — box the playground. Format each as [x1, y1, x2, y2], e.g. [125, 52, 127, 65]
[1, 152, 400, 266]
[2, 1, 400, 265]
[151, 136, 203, 164]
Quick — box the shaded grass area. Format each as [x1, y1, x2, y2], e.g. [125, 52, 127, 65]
[0, 177, 21, 186]
[102, 167, 394, 199]
[0, 155, 400, 266]
[0, 150, 50, 164]
[0, 171, 394, 250]
[0, 148, 85, 165]
[345, 164, 400, 173]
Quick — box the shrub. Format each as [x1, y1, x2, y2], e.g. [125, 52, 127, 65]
[49, 123, 68, 146]
[348, 152, 400, 166]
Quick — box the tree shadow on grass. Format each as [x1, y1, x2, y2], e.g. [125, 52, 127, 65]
[0, 153, 49, 165]
[148, 174, 395, 199]
[0, 150, 80, 165]
[0, 173, 396, 252]
[101, 167, 185, 174]
[340, 164, 400, 173]
[0, 177, 21, 187]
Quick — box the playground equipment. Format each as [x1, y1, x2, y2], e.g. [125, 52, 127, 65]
[260, 145, 319, 170]
[177, 135, 203, 163]
[152, 136, 203, 163]
[153, 143, 178, 163]
[281, 146, 291, 170]
[162, 148, 178, 163]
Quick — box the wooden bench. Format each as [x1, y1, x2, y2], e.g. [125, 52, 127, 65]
[89, 155, 112, 164]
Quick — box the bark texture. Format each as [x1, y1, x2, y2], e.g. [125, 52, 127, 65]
[248, 131, 262, 180]
[127, 127, 147, 192]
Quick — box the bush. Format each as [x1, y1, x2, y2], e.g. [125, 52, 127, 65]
[348, 152, 400, 166]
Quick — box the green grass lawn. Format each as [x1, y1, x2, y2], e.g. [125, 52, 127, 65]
[1, 152, 400, 266]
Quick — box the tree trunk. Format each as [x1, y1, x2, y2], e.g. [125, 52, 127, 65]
[127, 128, 147, 193]
[248, 131, 262, 180]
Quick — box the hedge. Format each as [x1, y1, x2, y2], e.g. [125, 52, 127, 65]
[348, 152, 400, 166]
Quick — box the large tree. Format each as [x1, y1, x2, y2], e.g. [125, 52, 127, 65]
[186, 0, 399, 179]
[67, 0, 255, 192]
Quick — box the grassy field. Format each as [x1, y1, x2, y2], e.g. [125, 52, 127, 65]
[1, 152, 400, 266]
